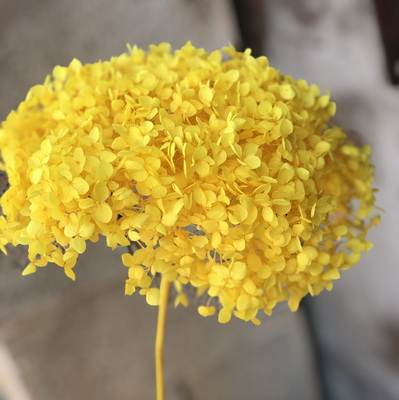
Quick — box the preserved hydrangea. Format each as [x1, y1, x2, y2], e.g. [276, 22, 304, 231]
[0, 42, 378, 324]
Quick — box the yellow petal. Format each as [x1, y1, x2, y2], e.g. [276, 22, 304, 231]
[192, 146, 207, 161]
[199, 86, 213, 104]
[130, 170, 148, 182]
[64, 267, 76, 281]
[297, 167, 310, 181]
[152, 185, 167, 198]
[72, 177, 90, 194]
[191, 236, 208, 247]
[138, 96, 153, 109]
[162, 213, 178, 227]
[121, 253, 134, 267]
[279, 84, 295, 100]
[27, 220, 44, 237]
[128, 230, 141, 241]
[195, 161, 210, 177]
[64, 224, 78, 238]
[94, 161, 113, 181]
[89, 127, 100, 143]
[198, 306, 216, 317]
[78, 223, 95, 239]
[279, 119, 293, 137]
[71, 236, 86, 254]
[233, 204, 248, 223]
[322, 269, 341, 280]
[30, 168, 43, 184]
[193, 188, 207, 205]
[207, 206, 226, 221]
[218, 308, 232, 324]
[100, 150, 117, 163]
[40, 139, 52, 154]
[262, 207, 274, 223]
[131, 248, 147, 264]
[172, 198, 185, 215]
[315, 141, 331, 154]
[297, 252, 311, 270]
[146, 288, 160, 306]
[288, 296, 301, 312]
[22, 263, 37, 275]
[211, 231, 221, 248]
[93, 181, 110, 203]
[93, 203, 113, 223]
[230, 261, 247, 281]
[244, 155, 261, 169]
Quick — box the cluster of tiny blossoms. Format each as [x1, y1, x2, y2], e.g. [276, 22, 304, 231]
[0, 43, 378, 324]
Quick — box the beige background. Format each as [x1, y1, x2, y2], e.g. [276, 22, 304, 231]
[1, 0, 398, 399]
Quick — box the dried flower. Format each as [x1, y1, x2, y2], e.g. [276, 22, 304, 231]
[0, 42, 379, 324]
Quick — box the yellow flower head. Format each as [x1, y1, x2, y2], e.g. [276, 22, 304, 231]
[0, 42, 379, 324]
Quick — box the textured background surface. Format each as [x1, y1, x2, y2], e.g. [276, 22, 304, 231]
[1, 0, 398, 399]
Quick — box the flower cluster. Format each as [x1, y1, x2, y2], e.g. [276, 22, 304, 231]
[0, 42, 378, 324]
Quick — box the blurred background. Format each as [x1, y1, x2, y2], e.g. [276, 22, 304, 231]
[0, 0, 398, 399]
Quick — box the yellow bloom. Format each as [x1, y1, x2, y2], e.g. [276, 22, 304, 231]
[0, 42, 379, 324]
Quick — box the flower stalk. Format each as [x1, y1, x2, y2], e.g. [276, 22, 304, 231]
[155, 278, 171, 400]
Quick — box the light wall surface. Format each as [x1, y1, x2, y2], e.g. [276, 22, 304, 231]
[0, 0, 397, 399]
